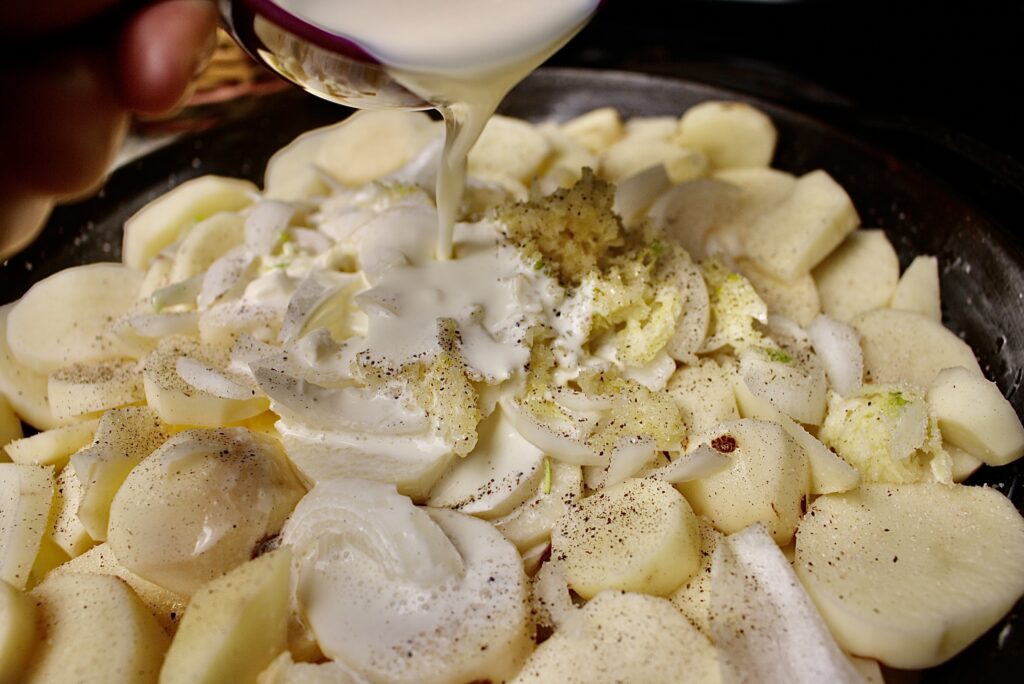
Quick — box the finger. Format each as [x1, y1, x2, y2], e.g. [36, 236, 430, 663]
[0, 50, 129, 197]
[0, 191, 54, 261]
[118, 0, 219, 115]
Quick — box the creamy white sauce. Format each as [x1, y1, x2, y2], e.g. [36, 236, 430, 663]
[274, 0, 599, 258]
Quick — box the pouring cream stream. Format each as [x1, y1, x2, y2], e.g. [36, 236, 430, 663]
[268, 0, 599, 258]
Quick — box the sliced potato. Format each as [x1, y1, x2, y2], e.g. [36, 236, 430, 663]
[71, 406, 170, 541]
[794, 484, 1024, 669]
[551, 478, 701, 599]
[49, 465, 93, 558]
[169, 212, 246, 282]
[927, 365, 1024, 465]
[890, 254, 941, 321]
[142, 336, 267, 427]
[712, 167, 796, 258]
[6, 264, 144, 374]
[677, 419, 809, 545]
[0, 580, 36, 684]
[511, 591, 720, 684]
[24, 572, 169, 683]
[160, 548, 290, 684]
[852, 308, 981, 387]
[744, 170, 860, 282]
[813, 229, 900, 323]
[737, 258, 821, 327]
[4, 419, 98, 469]
[108, 428, 304, 596]
[55, 543, 186, 634]
[560, 107, 625, 154]
[0, 464, 53, 590]
[0, 395, 21, 452]
[601, 137, 707, 184]
[47, 360, 144, 423]
[0, 305, 56, 430]
[470, 114, 552, 184]
[669, 517, 721, 636]
[665, 359, 739, 438]
[123, 176, 256, 269]
[266, 111, 440, 199]
[673, 100, 777, 169]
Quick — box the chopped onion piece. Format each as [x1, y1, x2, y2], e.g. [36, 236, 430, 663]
[807, 314, 864, 397]
[175, 356, 256, 400]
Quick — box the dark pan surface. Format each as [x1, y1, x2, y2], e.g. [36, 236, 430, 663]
[2, 68, 1022, 680]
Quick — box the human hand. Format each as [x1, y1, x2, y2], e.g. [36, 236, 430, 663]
[0, 0, 218, 259]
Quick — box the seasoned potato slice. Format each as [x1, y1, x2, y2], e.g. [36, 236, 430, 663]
[927, 366, 1024, 465]
[0, 580, 36, 683]
[794, 484, 1024, 669]
[813, 230, 900, 323]
[0, 464, 52, 590]
[24, 572, 169, 683]
[551, 478, 701, 599]
[890, 255, 941, 321]
[852, 308, 981, 388]
[677, 419, 809, 545]
[511, 591, 720, 684]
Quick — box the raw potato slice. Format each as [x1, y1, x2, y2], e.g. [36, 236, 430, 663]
[123, 175, 256, 269]
[744, 170, 860, 282]
[733, 381, 859, 495]
[927, 365, 1024, 465]
[948, 445, 984, 483]
[677, 419, 809, 545]
[0, 395, 20, 451]
[0, 580, 36, 684]
[511, 591, 720, 684]
[47, 360, 144, 422]
[494, 461, 582, 552]
[49, 466, 93, 558]
[108, 428, 304, 596]
[665, 359, 739, 437]
[710, 525, 862, 684]
[470, 115, 552, 183]
[624, 116, 678, 141]
[55, 543, 186, 634]
[711, 167, 796, 258]
[143, 336, 267, 427]
[601, 136, 707, 184]
[24, 572, 169, 683]
[673, 100, 777, 169]
[794, 484, 1024, 669]
[890, 255, 941, 321]
[737, 258, 821, 327]
[169, 212, 246, 282]
[559, 107, 625, 154]
[551, 478, 701, 599]
[6, 264, 144, 374]
[0, 305, 56, 430]
[536, 123, 598, 194]
[813, 229, 900, 322]
[4, 419, 99, 469]
[0, 464, 53, 589]
[160, 548, 290, 684]
[266, 111, 440, 198]
[71, 406, 170, 541]
[852, 308, 981, 387]
[669, 517, 721, 636]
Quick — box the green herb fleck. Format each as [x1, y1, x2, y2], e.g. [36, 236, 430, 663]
[542, 457, 552, 495]
[761, 346, 793, 364]
[533, 258, 544, 271]
[889, 392, 911, 408]
[649, 240, 665, 258]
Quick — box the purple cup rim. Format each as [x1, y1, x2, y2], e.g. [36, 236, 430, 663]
[241, 0, 380, 63]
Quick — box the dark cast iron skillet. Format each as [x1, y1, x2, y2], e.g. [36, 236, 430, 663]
[2, 69, 1022, 681]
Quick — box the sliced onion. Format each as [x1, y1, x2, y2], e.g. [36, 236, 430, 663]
[198, 246, 256, 310]
[128, 311, 200, 338]
[245, 200, 297, 256]
[807, 314, 864, 397]
[149, 274, 203, 312]
[500, 398, 605, 467]
[613, 163, 671, 225]
[584, 438, 656, 490]
[645, 443, 731, 484]
[279, 270, 361, 343]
